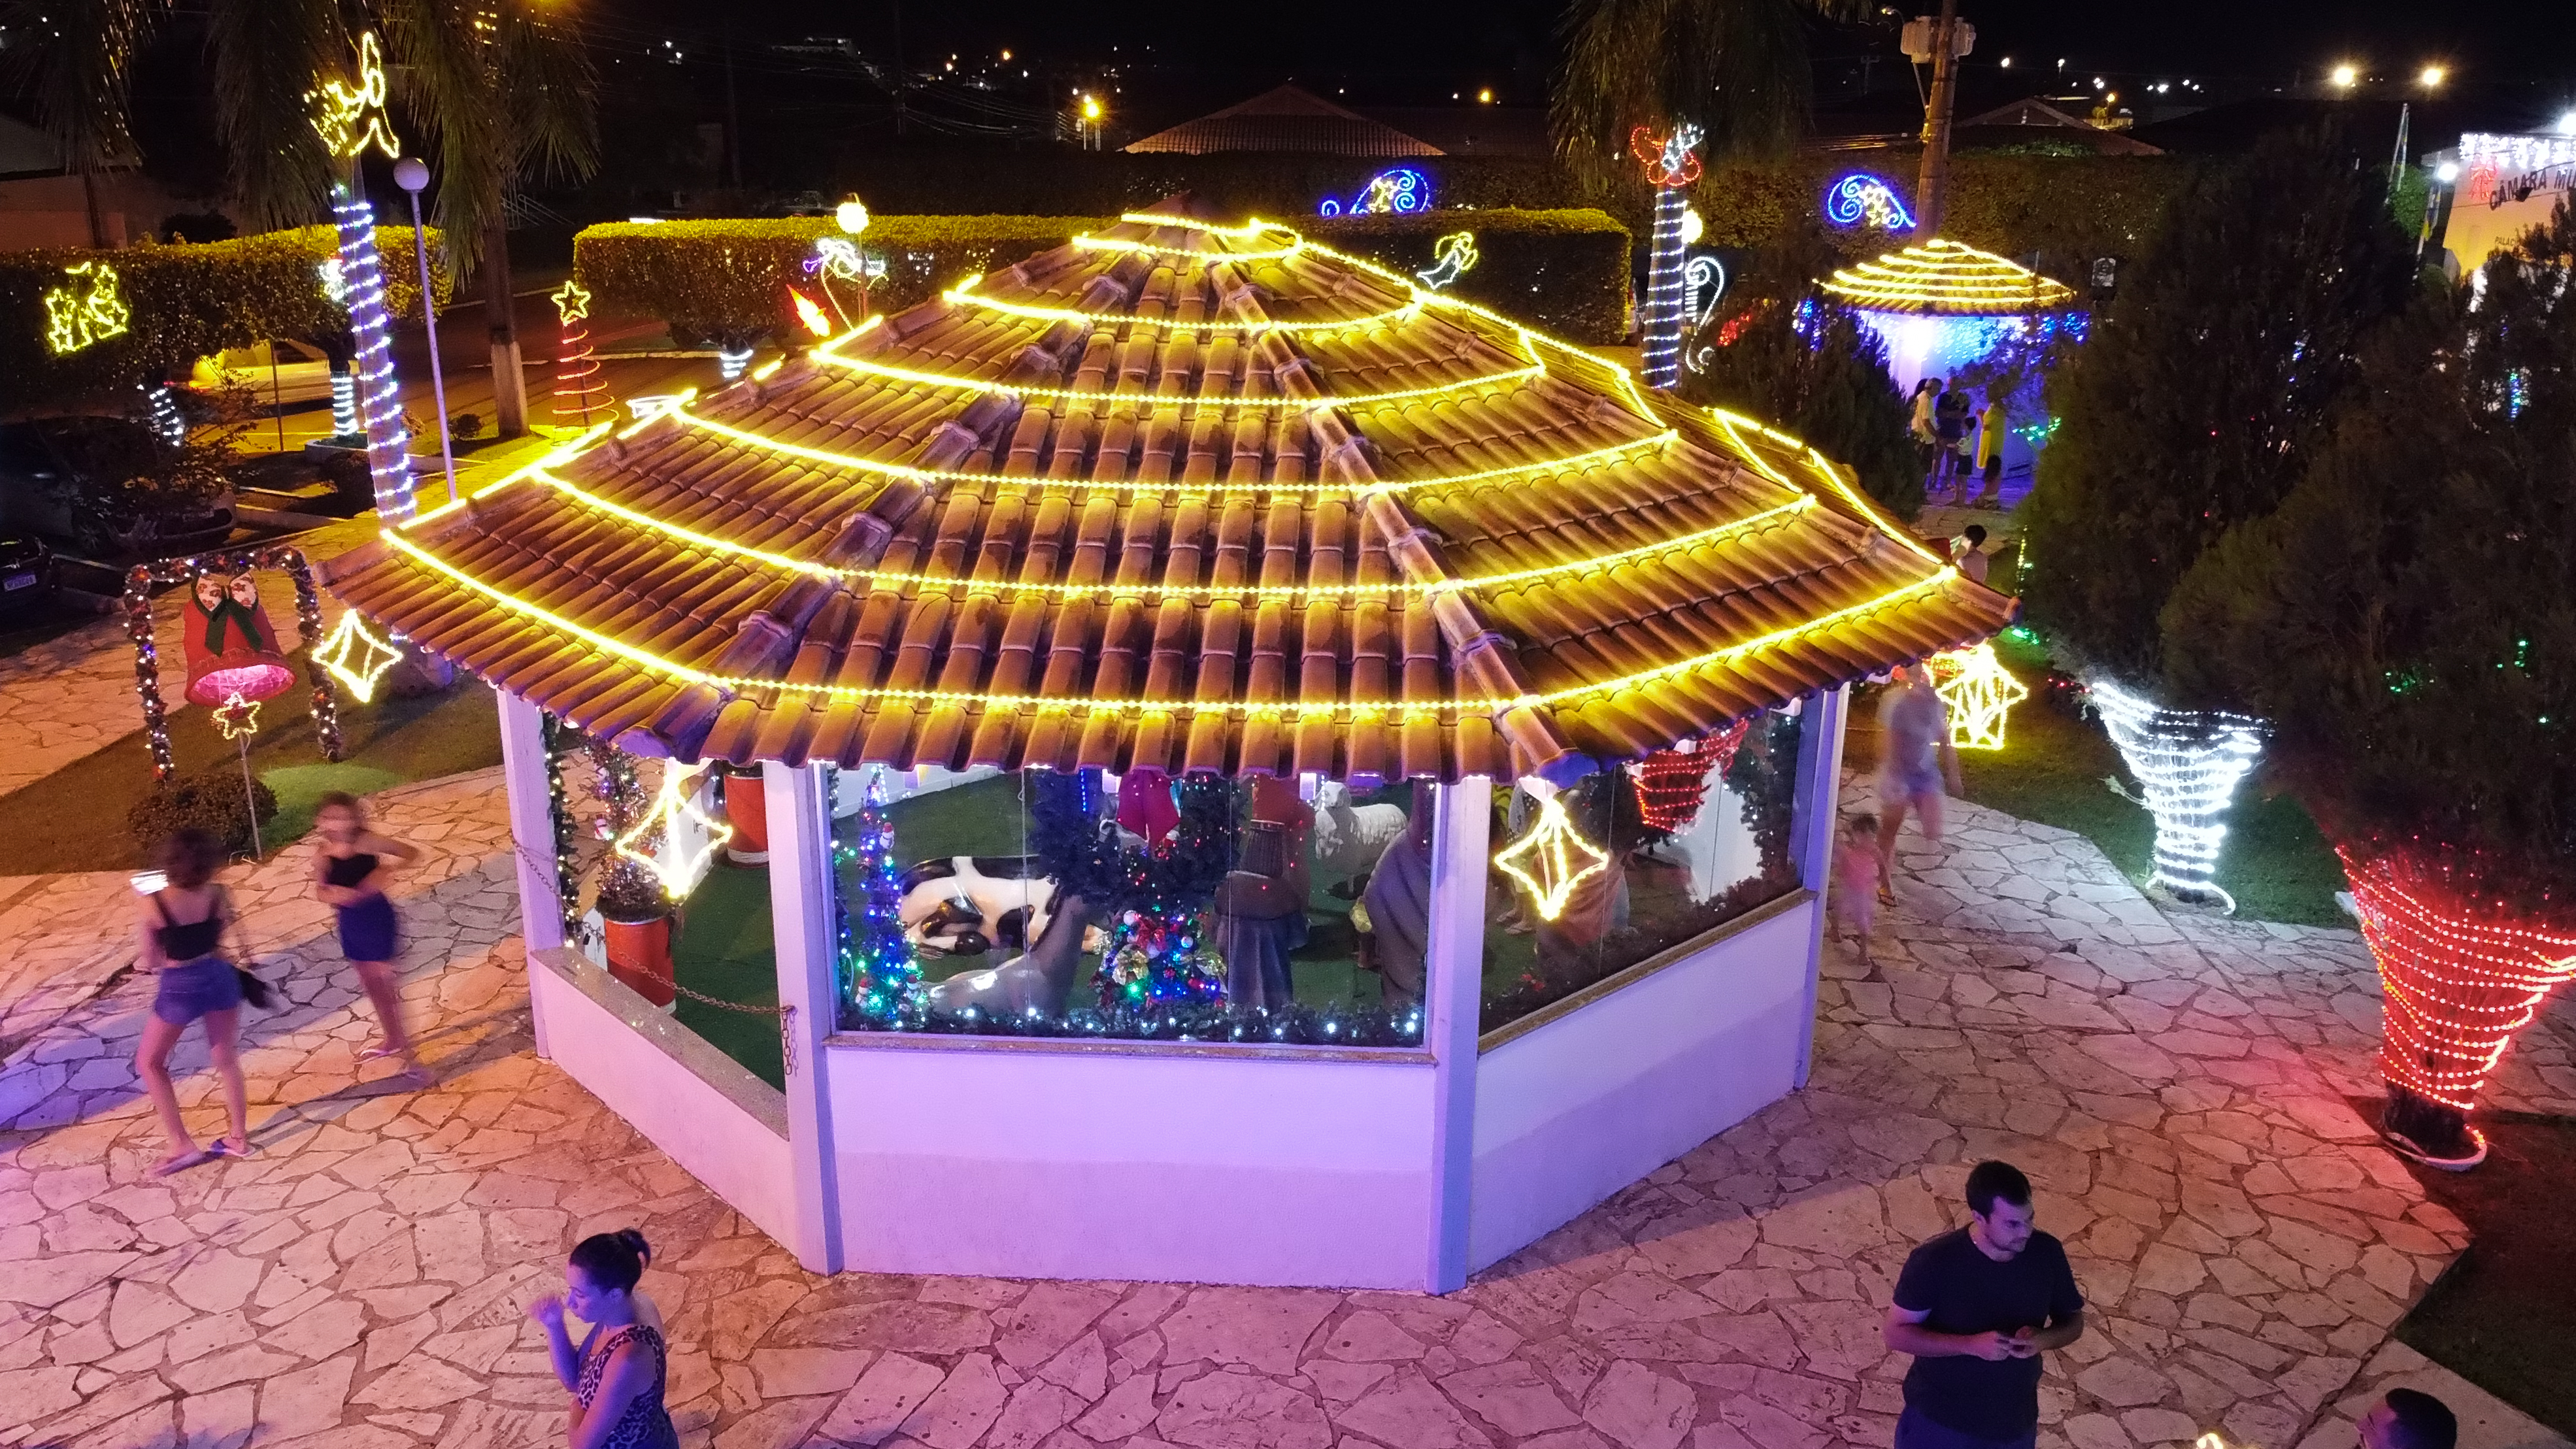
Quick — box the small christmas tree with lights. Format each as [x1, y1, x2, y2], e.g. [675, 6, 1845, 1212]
[837, 765, 921, 1025]
[1093, 773, 1231, 1014]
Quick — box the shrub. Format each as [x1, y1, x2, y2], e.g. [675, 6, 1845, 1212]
[129, 767, 279, 859]
[575, 207, 1632, 349]
[0, 225, 448, 420]
[575, 215, 1106, 348]
[1309, 208, 1631, 344]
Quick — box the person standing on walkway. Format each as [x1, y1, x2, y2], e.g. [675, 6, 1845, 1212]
[1877, 664, 1962, 886]
[2358, 1390, 2456, 1449]
[531, 1229, 679, 1449]
[135, 829, 252, 1174]
[1883, 1161, 2086, 1449]
[1973, 395, 2008, 506]
[312, 792, 427, 1084]
[1910, 378, 1943, 484]
[1933, 382, 1973, 490]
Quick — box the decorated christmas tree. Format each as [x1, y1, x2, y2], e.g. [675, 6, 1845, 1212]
[837, 765, 921, 1025]
[1095, 773, 1231, 1014]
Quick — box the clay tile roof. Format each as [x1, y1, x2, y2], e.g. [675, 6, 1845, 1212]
[1820, 237, 2079, 315]
[322, 201, 2015, 786]
[1122, 84, 1443, 157]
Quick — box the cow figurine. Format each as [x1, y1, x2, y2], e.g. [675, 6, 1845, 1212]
[896, 855, 1060, 958]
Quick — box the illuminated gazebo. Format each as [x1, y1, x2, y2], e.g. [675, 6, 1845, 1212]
[324, 200, 2014, 1290]
[1824, 238, 2084, 480]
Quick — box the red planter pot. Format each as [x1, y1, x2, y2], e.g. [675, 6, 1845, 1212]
[724, 771, 771, 865]
[603, 914, 675, 1009]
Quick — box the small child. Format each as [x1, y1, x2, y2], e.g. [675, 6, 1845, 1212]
[1836, 814, 1885, 963]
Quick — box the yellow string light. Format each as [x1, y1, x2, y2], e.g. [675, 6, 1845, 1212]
[375, 527, 1954, 716]
[944, 273, 1425, 335]
[312, 610, 405, 703]
[1072, 233, 1307, 263]
[806, 345, 1547, 409]
[613, 762, 733, 899]
[659, 401, 1680, 499]
[1493, 793, 1611, 920]
[514, 463, 1815, 601]
[1820, 239, 2077, 312]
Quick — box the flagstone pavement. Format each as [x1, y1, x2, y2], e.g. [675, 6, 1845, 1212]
[1, 767, 2571, 1449]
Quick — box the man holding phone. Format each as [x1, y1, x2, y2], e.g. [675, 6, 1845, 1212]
[1883, 1161, 2085, 1449]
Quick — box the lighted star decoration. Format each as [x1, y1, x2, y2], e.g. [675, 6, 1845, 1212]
[789, 286, 835, 337]
[312, 611, 405, 703]
[613, 763, 735, 899]
[43, 261, 131, 356]
[1493, 792, 1612, 922]
[212, 691, 262, 741]
[1929, 642, 2030, 750]
[550, 278, 592, 326]
[310, 31, 399, 160]
[1413, 231, 1479, 291]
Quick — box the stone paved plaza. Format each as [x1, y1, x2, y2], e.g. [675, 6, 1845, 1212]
[1, 766, 2570, 1449]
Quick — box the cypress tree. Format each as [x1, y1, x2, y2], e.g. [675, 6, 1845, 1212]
[2021, 126, 2415, 680]
[2163, 203, 2576, 1165]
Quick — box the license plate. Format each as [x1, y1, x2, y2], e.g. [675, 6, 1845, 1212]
[3, 574, 35, 591]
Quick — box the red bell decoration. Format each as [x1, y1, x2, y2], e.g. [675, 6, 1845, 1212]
[180, 572, 295, 708]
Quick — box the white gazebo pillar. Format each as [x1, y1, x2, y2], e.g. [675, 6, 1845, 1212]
[763, 761, 846, 1274]
[1423, 774, 1493, 1292]
[495, 689, 564, 1059]
[1786, 686, 1850, 1089]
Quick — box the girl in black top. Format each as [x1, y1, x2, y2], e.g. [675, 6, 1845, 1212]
[312, 793, 426, 1082]
[136, 829, 252, 1174]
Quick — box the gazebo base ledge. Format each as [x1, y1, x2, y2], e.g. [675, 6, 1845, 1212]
[529, 948, 797, 1248]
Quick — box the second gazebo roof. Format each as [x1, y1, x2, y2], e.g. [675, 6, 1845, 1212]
[1822, 237, 2079, 315]
[324, 202, 2015, 784]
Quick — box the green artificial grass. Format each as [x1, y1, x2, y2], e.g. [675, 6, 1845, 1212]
[1943, 631, 2351, 927]
[667, 860, 785, 1090]
[2394, 1113, 2576, 1439]
[0, 678, 501, 875]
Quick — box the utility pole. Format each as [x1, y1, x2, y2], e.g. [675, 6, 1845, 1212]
[890, 0, 909, 137]
[1913, 0, 1962, 237]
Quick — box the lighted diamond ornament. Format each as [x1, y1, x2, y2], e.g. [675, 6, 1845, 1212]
[312, 611, 405, 703]
[1413, 232, 1479, 291]
[43, 261, 131, 355]
[1929, 642, 2030, 750]
[1494, 792, 1612, 922]
[212, 691, 262, 741]
[614, 763, 735, 899]
[789, 287, 835, 338]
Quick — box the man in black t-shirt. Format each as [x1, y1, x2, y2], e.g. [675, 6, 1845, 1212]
[1882, 1161, 2086, 1449]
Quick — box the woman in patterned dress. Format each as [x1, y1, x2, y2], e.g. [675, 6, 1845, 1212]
[529, 1229, 679, 1449]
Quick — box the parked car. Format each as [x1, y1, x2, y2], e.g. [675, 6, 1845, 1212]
[0, 418, 233, 559]
[188, 339, 335, 408]
[0, 533, 56, 614]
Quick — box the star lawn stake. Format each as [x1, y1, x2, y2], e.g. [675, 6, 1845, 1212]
[312, 611, 405, 703]
[213, 691, 262, 741]
[1494, 793, 1611, 921]
[1930, 642, 2031, 750]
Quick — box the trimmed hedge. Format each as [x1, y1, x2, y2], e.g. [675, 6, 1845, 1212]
[1309, 208, 1630, 344]
[127, 766, 278, 859]
[826, 148, 1573, 225]
[574, 214, 1105, 348]
[573, 207, 1632, 348]
[0, 224, 448, 418]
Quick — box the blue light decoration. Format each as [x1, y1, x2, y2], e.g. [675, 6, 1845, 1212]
[328, 184, 413, 522]
[1824, 172, 1918, 232]
[833, 764, 923, 1027]
[1318, 167, 1431, 218]
[1631, 124, 1705, 390]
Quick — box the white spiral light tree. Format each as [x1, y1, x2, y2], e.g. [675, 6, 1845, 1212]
[2087, 680, 2266, 910]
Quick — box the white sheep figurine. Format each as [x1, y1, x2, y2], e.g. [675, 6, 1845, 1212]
[1311, 780, 1409, 891]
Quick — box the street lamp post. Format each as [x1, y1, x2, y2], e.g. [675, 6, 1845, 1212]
[393, 157, 458, 508]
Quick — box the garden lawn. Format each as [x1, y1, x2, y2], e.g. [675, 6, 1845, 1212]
[1943, 631, 2351, 927]
[667, 860, 785, 1090]
[0, 678, 501, 875]
[2393, 1112, 2576, 1439]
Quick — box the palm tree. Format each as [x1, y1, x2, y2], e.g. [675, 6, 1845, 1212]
[7, 0, 598, 437]
[1550, 0, 1862, 194]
